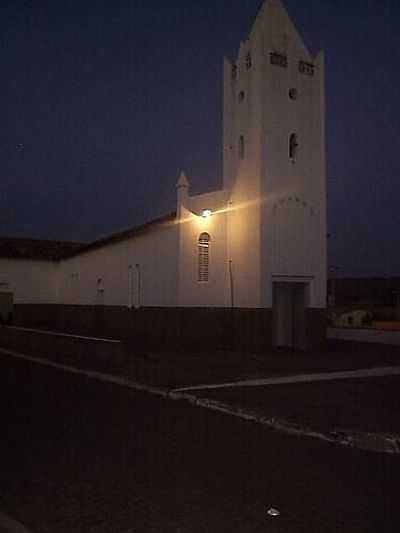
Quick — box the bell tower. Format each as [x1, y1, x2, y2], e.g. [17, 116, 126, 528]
[224, 0, 326, 346]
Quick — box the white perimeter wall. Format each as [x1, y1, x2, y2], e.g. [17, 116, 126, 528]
[0, 258, 58, 304]
[58, 221, 178, 307]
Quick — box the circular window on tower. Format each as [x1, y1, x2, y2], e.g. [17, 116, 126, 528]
[289, 88, 297, 100]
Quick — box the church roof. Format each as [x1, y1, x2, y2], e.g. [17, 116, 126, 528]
[65, 211, 177, 259]
[0, 237, 83, 261]
[0, 211, 177, 261]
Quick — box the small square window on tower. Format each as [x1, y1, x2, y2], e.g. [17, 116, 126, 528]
[299, 60, 314, 76]
[270, 52, 288, 68]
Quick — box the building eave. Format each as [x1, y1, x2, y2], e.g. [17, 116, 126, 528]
[64, 211, 177, 259]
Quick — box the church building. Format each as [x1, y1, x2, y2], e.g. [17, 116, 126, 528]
[0, 0, 327, 351]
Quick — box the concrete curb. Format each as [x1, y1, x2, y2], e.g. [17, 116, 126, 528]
[168, 392, 400, 455]
[1, 347, 399, 456]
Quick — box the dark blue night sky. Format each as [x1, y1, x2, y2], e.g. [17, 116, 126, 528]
[1, 0, 399, 277]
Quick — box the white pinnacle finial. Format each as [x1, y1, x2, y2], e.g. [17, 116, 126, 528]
[177, 170, 189, 188]
[176, 171, 190, 219]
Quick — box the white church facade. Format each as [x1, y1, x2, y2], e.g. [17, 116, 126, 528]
[0, 0, 327, 351]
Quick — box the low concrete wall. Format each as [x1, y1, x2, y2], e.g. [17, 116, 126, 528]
[12, 305, 234, 352]
[328, 327, 400, 346]
[0, 325, 125, 369]
[11, 304, 326, 353]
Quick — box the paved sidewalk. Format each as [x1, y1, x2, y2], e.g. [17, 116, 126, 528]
[2, 329, 400, 454]
[328, 326, 400, 345]
[1, 345, 400, 455]
[2, 352, 399, 533]
[198, 374, 400, 440]
[124, 340, 400, 390]
[177, 364, 400, 454]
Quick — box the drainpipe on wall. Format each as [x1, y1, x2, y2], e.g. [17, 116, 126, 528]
[227, 199, 235, 309]
[228, 259, 235, 351]
[229, 259, 234, 308]
[135, 263, 141, 308]
[128, 265, 133, 309]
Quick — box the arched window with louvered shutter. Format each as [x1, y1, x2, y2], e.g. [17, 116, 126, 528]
[198, 232, 210, 282]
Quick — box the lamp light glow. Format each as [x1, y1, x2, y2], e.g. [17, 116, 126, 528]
[201, 209, 212, 218]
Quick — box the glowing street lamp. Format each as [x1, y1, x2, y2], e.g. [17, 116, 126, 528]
[201, 209, 212, 219]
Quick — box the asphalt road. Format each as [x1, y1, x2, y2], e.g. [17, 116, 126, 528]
[0, 352, 399, 533]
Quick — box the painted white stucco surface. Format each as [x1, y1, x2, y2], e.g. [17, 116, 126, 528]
[178, 189, 229, 307]
[0, 259, 58, 304]
[58, 221, 178, 307]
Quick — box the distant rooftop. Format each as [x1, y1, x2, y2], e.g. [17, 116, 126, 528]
[0, 237, 83, 261]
